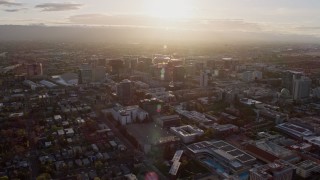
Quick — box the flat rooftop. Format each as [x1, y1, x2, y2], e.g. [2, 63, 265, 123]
[277, 123, 314, 137]
[304, 136, 320, 146]
[296, 160, 319, 170]
[188, 140, 256, 164]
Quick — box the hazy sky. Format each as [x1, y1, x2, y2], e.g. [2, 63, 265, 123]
[1, 0, 320, 36]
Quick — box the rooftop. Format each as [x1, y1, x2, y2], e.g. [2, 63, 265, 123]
[170, 125, 204, 137]
[277, 123, 314, 138]
[296, 160, 319, 170]
[250, 160, 293, 178]
[188, 140, 256, 164]
[254, 140, 293, 158]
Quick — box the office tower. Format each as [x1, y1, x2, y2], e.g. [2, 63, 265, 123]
[78, 64, 93, 84]
[282, 70, 303, 94]
[92, 66, 106, 82]
[79, 62, 106, 83]
[200, 71, 208, 87]
[117, 79, 134, 105]
[293, 76, 311, 100]
[108, 59, 124, 76]
[173, 66, 186, 82]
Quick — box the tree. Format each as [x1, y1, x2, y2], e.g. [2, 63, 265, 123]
[0, 176, 9, 180]
[36, 173, 51, 180]
[95, 160, 104, 170]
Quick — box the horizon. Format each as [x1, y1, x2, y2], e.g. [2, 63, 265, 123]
[0, 0, 320, 43]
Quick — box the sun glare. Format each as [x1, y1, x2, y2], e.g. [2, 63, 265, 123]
[146, 0, 192, 19]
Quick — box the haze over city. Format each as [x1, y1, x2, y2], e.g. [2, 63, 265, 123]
[1, 0, 320, 43]
[1, 1, 320, 180]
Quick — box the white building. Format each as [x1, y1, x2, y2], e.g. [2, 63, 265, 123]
[103, 104, 148, 125]
[293, 76, 311, 100]
[170, 125, 204, 143]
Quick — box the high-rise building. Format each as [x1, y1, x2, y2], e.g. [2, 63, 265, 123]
[200, 71, 208, 87]
[123, 56, 138, 74]
[173, 66, 186, 82]
[108, 59, 124, 76]
[293, 76, 311, 100]
[282, 70, 303, 94]
[250, 160, 294, 180]
[92, 66, 106, 82]
[78, 64, 93, 84]
[79, 63, 106, 84]
[117, 79, 134, 105]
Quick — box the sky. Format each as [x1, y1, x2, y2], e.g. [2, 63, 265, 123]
[1, 0, 320, 36]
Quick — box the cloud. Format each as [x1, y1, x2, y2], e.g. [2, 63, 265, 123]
[295, 26, 320, 31]
[35, 3, 82, 11]
[68, 14, 154, 26]
[0, 0, 22, 6]
[193, 19, 262, 32]
[68, 14, 262, 32]
[4, 8, 26, 12]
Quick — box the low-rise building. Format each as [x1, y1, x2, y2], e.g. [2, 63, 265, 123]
[102, 104, 148, 125]
[277, 123, 314, 139]
[251, 140, 299, 163]
[303, 136, 320, 148]
[249, 160, 294, 180]
[176, 109, 212, 124]
[207, 123, 239, 134]
[154, 115, 180, 128]
[170, 125, 204, 143]
[294, 160, 320, 178]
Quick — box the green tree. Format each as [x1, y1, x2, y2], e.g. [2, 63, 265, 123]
[95, 160, 104, 170]
[0, 176, 9, 180]
[36, 173, 51, 180]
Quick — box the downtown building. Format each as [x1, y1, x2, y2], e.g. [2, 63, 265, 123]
[250, 160, 294, 180]
[78, 63, 106, 84]
[116, 79, 135, 105]
[282, 70, 303, 94]
[292, 76, 312, 100]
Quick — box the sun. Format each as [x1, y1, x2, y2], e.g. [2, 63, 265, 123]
[145, 0, 192, 19]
